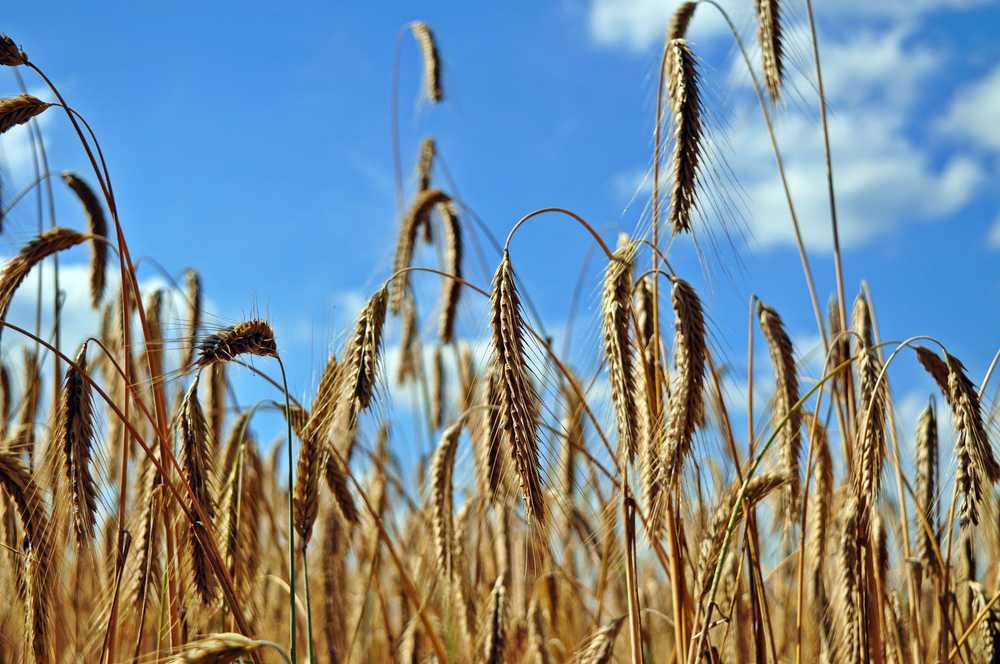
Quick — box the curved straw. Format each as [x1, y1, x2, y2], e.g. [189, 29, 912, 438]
[503, 207, 615, 260]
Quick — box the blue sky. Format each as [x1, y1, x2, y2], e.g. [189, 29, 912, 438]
[1, 1, 999, 460]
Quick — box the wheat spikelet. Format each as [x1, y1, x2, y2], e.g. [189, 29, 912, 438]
[0, 35, 28, 66]
[304, 352, 339, 442]
[411, 21, 443, 102]
[196, 319, 277, 368]
[180, 268, 202, 369]
[166, 632, 264, 663]
[0, 94, 50, 135]
[0, 228, 87, 344]
[806, 412, 832, 603]
[55, 344, 97, 547]
[417, 136, 437, 192]
[914, 400, 938, 581]
[758, 301, 801, 526]
[574, 615, 624, 663]
[830, 496, 862, 664]
[60, 172, 109, 308]
[0, 451, 53, 664]
[666, 39, 703, 234]
[668, 2, 698, 41]
[390, 188, 452, 313]
[482, 575, 507, 664]
[292, 424, 325, 545]
[438, 200, 463, 343]
[663, 277, 706, 486]
[431, 344, 445, 429]
[601, 236, 639, 462]
[179, 375, 217, 603]
[755, 0, 785, 103]
[430, 421, 462, 579]
[489, 251, 545, 521]
[851, 293, 886, 533]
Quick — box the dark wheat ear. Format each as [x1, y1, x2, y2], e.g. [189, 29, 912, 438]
[489, 251, 545, 522]
[667, 2, 697, 41]
[0, 228, 88, 344]
[666, 39, 703, 234]
[0, 94, 51, 135]
[601, 235, 639, 463]
[438, 200, 463, 343]
[663, 277, 706, 487]
[0, 35, 28, 66]
[55, 344, 98, 548]
[851, 293, 886, 533]
[390, 188, 452, 314]
[196, 320, 277, 368]
[61, 172, 108, 307]
[417, 136, 437, 193]
[756, 0, 785, 103]
[914, 399, 938, 582]
[178, 375, 218, 604]
[410, 21, 443, 103]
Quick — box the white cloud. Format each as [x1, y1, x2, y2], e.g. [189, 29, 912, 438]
[940, 63, 1000, 150]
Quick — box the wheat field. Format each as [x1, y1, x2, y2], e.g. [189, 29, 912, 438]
[0, 2, 997, 663]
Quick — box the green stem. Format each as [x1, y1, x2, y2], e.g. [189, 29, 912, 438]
[276, 356, 298, 663]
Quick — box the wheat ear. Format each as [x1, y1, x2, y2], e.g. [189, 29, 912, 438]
[61, 172, 108, 307]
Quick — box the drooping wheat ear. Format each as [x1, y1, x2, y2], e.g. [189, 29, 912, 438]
[663, 277, 706, 486]
[601, 235, 639, 462]
[482, 575, 507, 664]
[0, 451, 53, 664]
[489, 251, 545, 521]
[179, 375, 218, 603]
[304, 352, 339, 442]
[851, 293, 886, 534]
[913, 399, 938, 582]
[667, 2, 697, 40]
[0, 227, 87, 343]
[915, 346, 999, 528]
[59, 172, 109, 308]
[757, 302, 801, 526]
[55, 344, 98, 548]
[438, 200, 463, 343]
[806, 411, 832, 603]
[431, 344, 446, 429]
[166, 632, 266, 663]
[692, 472, 788, 605]
[125, 452, 162, 611]
[397, 293, 419, 385]
[0, 94, 51, 136]
[197, 319, 278, 368]
[827, 296, 850, 400]
[390, 188, 452, 313]
[0, 35, 28, 66]
[410, 21, 443, 102]
[430, 421, 462, 580]
[830, 496, 862, 664]
[417, 136, 437, 193]
[973, 583, 1000, 660]
[180, 267, 202, 369]
[292, 426, 324, 545]
[666, 39, 703, 234]
[755, 0, 785, 103]
[575, 615, 625, 664]
[0, 361, 10, 440]
[457, 342, 478, 417]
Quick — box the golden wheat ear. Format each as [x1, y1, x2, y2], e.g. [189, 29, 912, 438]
[196, 319, 277, 368]
[410, 21, 443, 103]
[0, 35, 28, 66]
[601, 235, 639, 463]
[666, 39, 703, 235]
[756, 0, 785, 103]
[0, 94, 50, 135]
[667, 2, 697, 41]
[178, 375, 218, 604]
[166, 632, 268, 663]
[55, 344, 98, 548]
[61, 172, 109, 307]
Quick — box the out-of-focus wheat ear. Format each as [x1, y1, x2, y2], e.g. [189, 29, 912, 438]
[219, 440, 259, 609]
[663, 277, 706, 486]
[0, 361, 10, 440]
[321, 505, 348, 662]
[0, 94, 51, 135]
[125, 452, 161, 612]
[477, 366, 505, 502]
[292, 427, 324, 545]
[417, 136, 437, 192]
[757, 302, 801, 527]
[693, 473, 788, 605]
[55, 344, 98, 548]
[430, 421, 462, 580]
[482, 575, 507, 664]
[666, 39, 703, 234]
[13, 348, 41, 469]
[0, 451, 54, 664]
[60, 171, 108, 307]
[165, 632, 265, 663]
[576, 615, 625, 664]
[755, 0, 785, 103]
[390, 188, 452, 313]
[914, 400, 938, 583]
[324, 448, 359, 525]
[410, 21, 443, 102]
[559, 379, 583, 506]
[830, 496, 862, 664]
[431, 344, 445, 430]
[667, 2, 698, 40]
[196, 319, 278, 368]
[527, 598, 551, 664]
[0, 35, 28, 66]
[181, 268, 202, 370]
[303, 352, 339, 443]
[827, 296, 850, 401]
[178, 375, 218, 603]
[850, 293, 886, 534]
[489, 251, 545, 522]
[601, 235, 640, 463]
[438, 200, 463, 343]
[397, 293, 419, 385]
[0, 228, 87, 344]
[973, 583, 1000, 660]
[206, 361, 226, 448]
[806, 412, 832, 604]
[457, 342, 478, 419]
